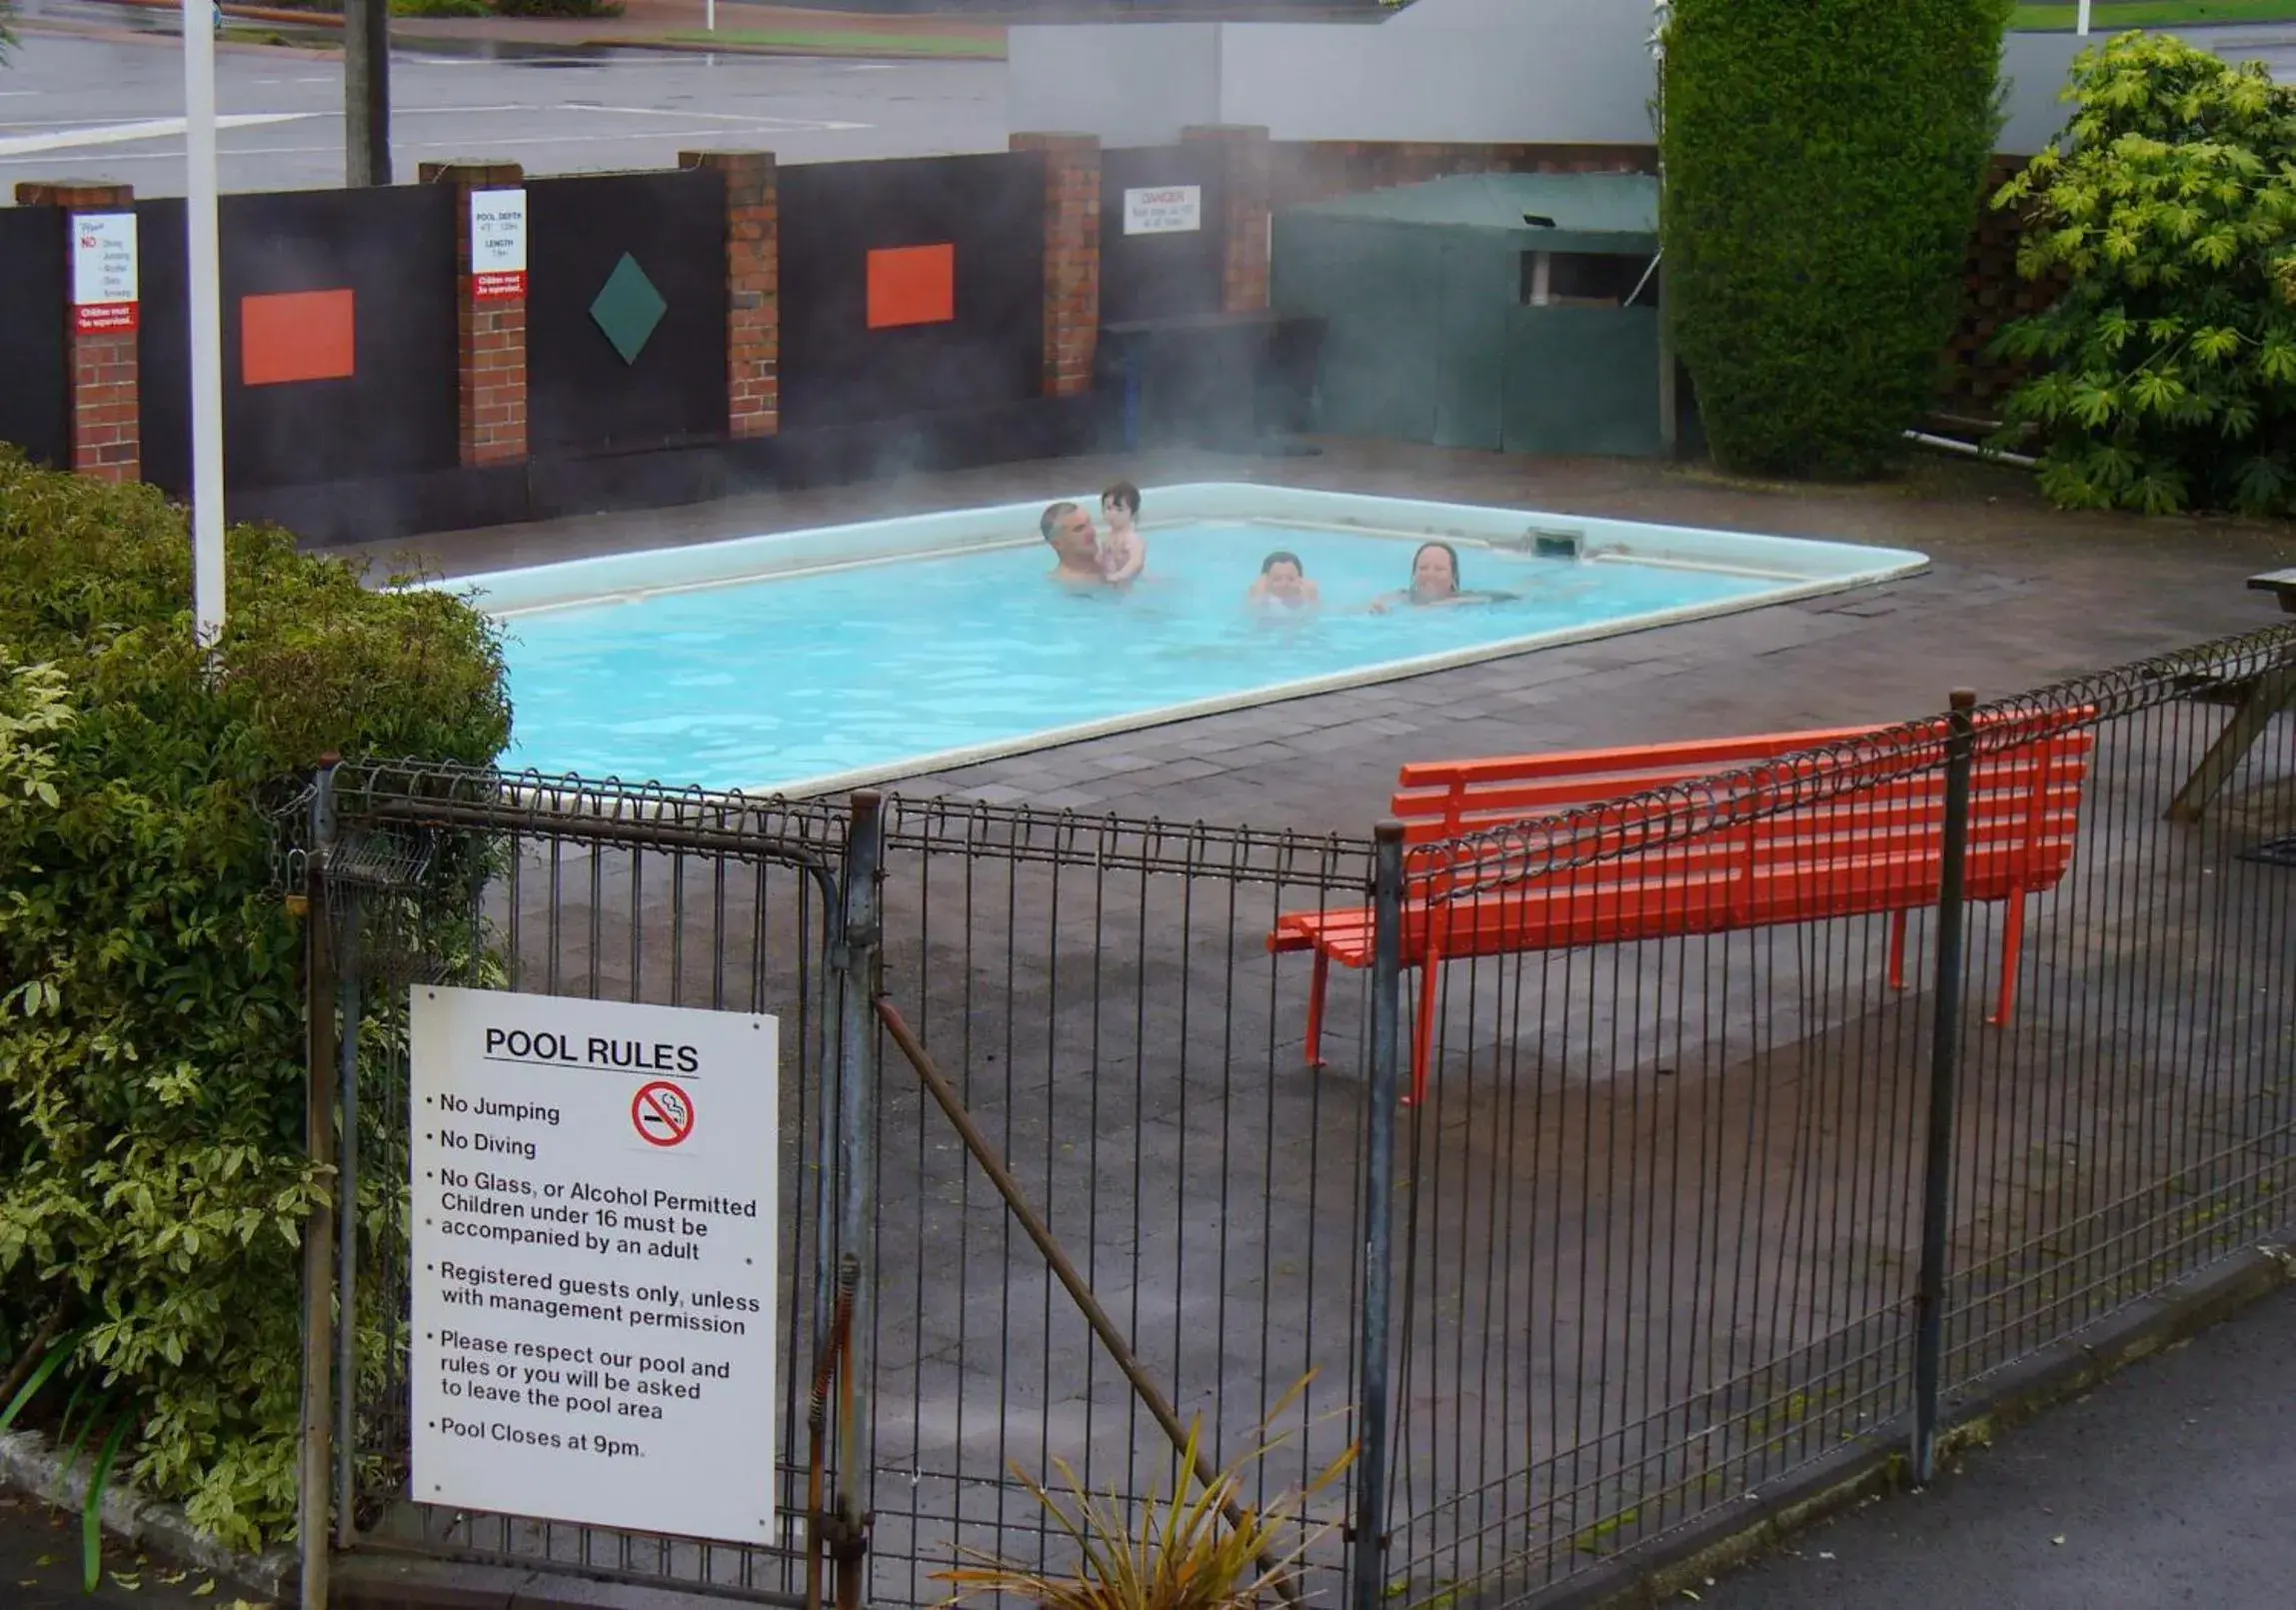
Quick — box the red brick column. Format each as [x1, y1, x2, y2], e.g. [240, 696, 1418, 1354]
[681, 150, 780, 439]
[17, 180, 140, 482]
[423, 161, 527, 468]
[1012, 133, 1101, 400]
[1181, 125, 1272, 313]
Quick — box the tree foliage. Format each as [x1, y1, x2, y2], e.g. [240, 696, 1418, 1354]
[1659, 0, 2014, 477]
[0, 454, 509, 1547]
[1993, 32, 2296, 515]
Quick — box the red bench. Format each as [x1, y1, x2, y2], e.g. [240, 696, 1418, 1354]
[1267, 714, 2095, 1105]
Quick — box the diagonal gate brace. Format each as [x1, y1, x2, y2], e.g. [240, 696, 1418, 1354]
[875, 997, 1303, 1607]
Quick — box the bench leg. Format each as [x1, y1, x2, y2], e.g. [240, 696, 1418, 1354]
[1304, 951, 1330, 1070]
[1887, 908, 1910, 990]
[1405, 952, 1440, 1108]
[1989, 891, 2027, 1027]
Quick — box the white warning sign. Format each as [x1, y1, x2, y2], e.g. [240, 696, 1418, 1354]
[409, 986, 778, 1543]
[1123, 184, 1203, 236]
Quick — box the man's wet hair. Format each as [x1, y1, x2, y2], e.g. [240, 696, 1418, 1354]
[1260, 551, 1304, 575]
[1041, 501, 1081, 542]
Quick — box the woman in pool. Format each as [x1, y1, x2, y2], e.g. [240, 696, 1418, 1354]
[1246, 550, 1321, 613]
[1369, 541, 1515, 612]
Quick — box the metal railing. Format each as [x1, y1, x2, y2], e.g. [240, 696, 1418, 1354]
[286, 620, 2296, 1609]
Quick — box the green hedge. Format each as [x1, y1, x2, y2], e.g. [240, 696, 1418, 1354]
[1660, 0, 2014, 477]
[0, 455, 508, 1548]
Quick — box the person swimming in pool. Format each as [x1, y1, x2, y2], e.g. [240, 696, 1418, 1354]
[1369, 541, 1515, 612]
[1098, 481, 1148, 586]
[1040, 501, 1109, 589]
[1246, 550, 1321, 612]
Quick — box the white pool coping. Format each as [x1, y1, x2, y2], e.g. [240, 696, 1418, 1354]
[424, 484, 1930, 800]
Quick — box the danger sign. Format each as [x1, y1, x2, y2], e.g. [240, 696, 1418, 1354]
[631, 1080, 695, 1146]
[1123, 184, 1202, 236]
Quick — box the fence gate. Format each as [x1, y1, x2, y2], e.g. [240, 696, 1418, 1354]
[299, 762, 851, 1603]
[293, 764, 1394, 1609]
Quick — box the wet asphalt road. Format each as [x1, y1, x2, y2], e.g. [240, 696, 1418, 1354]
[0, 18, 1006, 194]
[1702, 1277, 2296, 1610]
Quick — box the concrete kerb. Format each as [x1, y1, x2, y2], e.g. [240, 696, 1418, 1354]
[331, 1549, 794, 1609]
[1512, 1229, 2296, 1610]
[0, 1426, 297, 1602]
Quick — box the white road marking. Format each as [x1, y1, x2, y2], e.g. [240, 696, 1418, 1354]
[562, 102, 872, 129]
[0, 111, 315, 157]
[0, 120, 880, 168]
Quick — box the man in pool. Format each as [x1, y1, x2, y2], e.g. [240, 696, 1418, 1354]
[1246, 551, 1321, 611]
[1040, 501, 1109, 588]
[1369, 541, 1515, 611]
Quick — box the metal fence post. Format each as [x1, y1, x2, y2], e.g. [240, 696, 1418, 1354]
[1351, 820, 1405, 1610]
[832, 790, 885, 1610]
[299, 758, 341, 1610]
[1912, 691, 1976, 1485]
[332, 888, 362, 1552]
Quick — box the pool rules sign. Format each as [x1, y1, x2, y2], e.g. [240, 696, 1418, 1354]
[409, 987, 778, 1541]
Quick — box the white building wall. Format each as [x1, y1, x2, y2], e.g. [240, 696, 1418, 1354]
[1008, 0, 2106, 156]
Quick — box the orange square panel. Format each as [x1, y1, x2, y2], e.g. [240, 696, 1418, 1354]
[866, 244, 956, 330]
[241, 288, 357, 386]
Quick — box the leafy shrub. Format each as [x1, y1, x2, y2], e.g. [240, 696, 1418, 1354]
[0, 453, 509, 1548]
[1992, 32, 2296, 514]
[1658, 0, 2014, 477]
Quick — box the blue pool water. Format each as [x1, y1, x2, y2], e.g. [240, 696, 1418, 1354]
[496, 520, 1780, 793]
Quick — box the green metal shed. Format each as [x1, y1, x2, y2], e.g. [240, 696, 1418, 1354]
[1271, 172, 1666, 457]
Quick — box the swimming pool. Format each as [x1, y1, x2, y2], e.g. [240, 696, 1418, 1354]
[451, 485, 1927, 796]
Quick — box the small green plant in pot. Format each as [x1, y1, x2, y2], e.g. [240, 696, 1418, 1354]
[935, 1374, 1355, 1610]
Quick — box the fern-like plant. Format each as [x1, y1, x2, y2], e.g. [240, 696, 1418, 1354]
[936, 1375, 1355, 1610]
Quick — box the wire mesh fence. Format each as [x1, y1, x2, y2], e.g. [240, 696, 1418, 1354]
[291, 621, 2296, 1610]
[1372, 623, 2296, 1603]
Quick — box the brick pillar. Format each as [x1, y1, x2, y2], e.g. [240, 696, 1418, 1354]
[1181, 125, 1272, 313]
[423, 161, 528, 468]
[17, 180, 140, 482]
[681, 150, 779, 439]
[1012, 133, 1101, 400]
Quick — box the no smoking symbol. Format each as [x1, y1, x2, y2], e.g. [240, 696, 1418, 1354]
[631, 1079, 696, 1147]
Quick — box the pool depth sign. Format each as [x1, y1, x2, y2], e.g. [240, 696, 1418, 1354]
[408, 987, 778, 1541]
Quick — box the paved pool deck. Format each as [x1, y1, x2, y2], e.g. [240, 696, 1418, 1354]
[349, 439, 2296, 830]
[333, 441, 2296, 1606]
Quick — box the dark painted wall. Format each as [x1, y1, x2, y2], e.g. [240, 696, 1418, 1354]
[0, 208, 71, 471]
[138, 187, 460, 495]
[779, 152, 1046, 432]
[527, 169, 730, 458]
[1100, 145, 1229, 325]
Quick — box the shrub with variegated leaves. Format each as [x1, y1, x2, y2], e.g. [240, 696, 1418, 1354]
[1994, 32, 2296, 514]
[0, 451, 508, 1548]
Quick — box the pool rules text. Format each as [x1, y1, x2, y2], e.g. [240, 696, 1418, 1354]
[409, 986, 778, 1542]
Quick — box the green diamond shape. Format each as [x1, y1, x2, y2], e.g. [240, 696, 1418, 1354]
[590, 253, 667, 366]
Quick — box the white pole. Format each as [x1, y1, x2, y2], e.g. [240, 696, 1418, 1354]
[2076, 0, 2092, 34]
[707, 0, 715, 31]
[185, 0, 227, 643]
